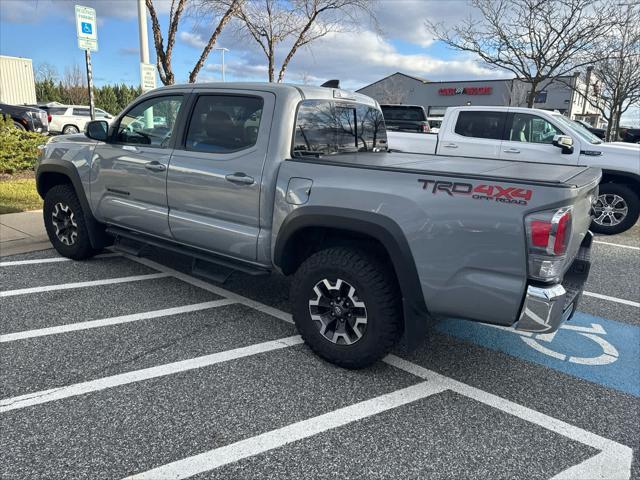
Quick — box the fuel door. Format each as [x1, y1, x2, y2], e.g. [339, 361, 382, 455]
[286, 177, 313, 205]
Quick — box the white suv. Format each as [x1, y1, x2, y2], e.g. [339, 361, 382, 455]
[47, 105, 114, 134]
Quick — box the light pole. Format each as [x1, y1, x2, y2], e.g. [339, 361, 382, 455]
[214, 47, 229, 82]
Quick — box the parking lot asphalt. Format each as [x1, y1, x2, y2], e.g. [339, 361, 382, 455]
[1, 224, 638, 479]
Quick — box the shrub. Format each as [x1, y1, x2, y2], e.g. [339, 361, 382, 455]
[0, 115, 46, 174]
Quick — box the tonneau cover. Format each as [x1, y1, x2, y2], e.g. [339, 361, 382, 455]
[300, 152, 601, 188]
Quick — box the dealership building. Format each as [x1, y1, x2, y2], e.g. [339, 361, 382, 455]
[357, 70, 604, 127]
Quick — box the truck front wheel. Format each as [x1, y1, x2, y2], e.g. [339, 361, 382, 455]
[43, 184, 97, 260]
[290, 247, 402, 369]
[591, 183, 639, 235]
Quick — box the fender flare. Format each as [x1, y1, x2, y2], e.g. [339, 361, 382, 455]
[36, 160, 110, 248]
[600, 169, 640, 193]
[274, 206, 429, 348]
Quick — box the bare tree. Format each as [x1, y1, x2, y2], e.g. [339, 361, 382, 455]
[565, 3, 640, 140]
[233, 0, 376, 82]
[146, 0, 241, 84]
[35, 62, 59, 82]
[62, 64, 88, 105]
[427, 0, 615, 107]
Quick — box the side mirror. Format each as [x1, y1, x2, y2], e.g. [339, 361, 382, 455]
[85, 120, 109, 142]
[553, 135, 574, 154]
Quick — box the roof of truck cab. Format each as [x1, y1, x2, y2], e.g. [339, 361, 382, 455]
[146, 82, 378, 106]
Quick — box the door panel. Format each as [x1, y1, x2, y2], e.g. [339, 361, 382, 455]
[167, 91, 275, 261]
[500, 112, 579, 164]
[90, 95, 185, 237]
[442, 110, 506, 159]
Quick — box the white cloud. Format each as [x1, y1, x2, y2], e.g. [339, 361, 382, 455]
[0, 0, 172, 23]
[178, 31, 208, 49]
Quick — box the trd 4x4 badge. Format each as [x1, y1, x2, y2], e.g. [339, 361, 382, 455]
[418, 179, 532, 205]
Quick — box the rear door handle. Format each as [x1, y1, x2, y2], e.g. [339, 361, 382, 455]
[144, 161, 166, 172]
[225, 172, 255, 185]
[443, 143, 458, 149]
[503, 148, 521, 154]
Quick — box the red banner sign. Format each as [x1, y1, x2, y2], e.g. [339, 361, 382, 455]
[438, 86, 493, 96]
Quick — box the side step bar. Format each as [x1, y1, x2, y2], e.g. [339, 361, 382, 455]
[107, 227, 271, 282]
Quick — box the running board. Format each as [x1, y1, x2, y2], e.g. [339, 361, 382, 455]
[106, 227, 271, 282]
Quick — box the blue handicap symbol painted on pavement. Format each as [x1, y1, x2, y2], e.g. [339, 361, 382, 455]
[435, 311, 639, 397]
[81, 22, 93, 34]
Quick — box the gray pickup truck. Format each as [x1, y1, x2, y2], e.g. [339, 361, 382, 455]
[35, 82, 600, 368]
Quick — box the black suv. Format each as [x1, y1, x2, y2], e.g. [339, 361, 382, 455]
[619, 127, 640, 144]
[0, 103, 49, 133]
[380, 104, 430, 133]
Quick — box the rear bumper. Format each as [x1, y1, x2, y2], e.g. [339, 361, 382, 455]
[515, 231, 593, 333]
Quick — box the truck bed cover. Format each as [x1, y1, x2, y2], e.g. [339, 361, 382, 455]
[291, 152, 600, 188]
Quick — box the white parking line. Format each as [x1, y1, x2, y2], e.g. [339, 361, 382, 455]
[583, 291, 640, 308]
[118, 254, 633, 480]
[0, 299, 236, 343]
[0, 272, 169, 298]
[593, 240, 640, 251]
[121, 254, 294, 324]
[0, 335, 302, 413]
[0, 252, 121, 267]
[384, 355, 632, 480]
[124, 381, 448, 480]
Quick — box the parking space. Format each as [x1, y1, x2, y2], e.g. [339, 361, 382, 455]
[1, 227, 638, 479]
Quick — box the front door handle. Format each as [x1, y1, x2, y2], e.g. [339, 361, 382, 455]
[225, 172, 255, 185]
[503, 148, 521, 154]
[144, 161, 166, 172]
[443, 143, 458, 149]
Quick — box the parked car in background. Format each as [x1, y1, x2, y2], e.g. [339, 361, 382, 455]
[0, 102, 49, 133]
[575, 119, 606, 140]
[387, 106, 640, 235]
[47, 105, 114, 134]
[619, 126, 640, 144]
[380, 104, 430, 133]
[427, 117, 442, 133]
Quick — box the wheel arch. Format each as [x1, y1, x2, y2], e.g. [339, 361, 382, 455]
[274, 207, 429, 348]
[36, 161, 111, 248]
[600, 170, 640, 195]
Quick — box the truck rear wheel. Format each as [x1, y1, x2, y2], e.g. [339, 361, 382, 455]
[43, 184, 97, 260]
[290, 247, 402, 369]
[591, 183, 639, 235]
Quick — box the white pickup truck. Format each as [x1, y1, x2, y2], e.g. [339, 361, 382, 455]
[388, 106, 640, 235]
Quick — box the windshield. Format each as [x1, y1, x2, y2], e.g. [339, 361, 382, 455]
[552, 114, 602, 144]
[293, 100, 387, 157]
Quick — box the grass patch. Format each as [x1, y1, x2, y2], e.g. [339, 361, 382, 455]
[0, 177, 42, 214]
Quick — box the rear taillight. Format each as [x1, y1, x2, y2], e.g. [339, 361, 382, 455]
[420, 123, 430, 133]
[47, 114, 52, 123]
[525, 207, 573, 282]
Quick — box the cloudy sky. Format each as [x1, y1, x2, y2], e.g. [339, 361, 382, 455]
[0, 0, 508, 86]
[1, 0, 638, 125]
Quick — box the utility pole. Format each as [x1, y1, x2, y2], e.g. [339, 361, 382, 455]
[215, 47, 229, 82]
[137, 0, 150, 65]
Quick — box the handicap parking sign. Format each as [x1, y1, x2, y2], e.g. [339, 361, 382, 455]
[75, 5, 98, 51]
[81, 22, 92, 35]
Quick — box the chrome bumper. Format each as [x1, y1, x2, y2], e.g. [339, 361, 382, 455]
[515, 284, 570, 333]
[515, 232, 593, 334]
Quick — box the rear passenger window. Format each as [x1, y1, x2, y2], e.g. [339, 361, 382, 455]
[72, 108, 90, 116]
[454, 111, 506, 140]
[186, 95, 264, 154]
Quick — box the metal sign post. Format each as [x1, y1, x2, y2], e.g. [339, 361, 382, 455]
[85, 50, 95, 121]
[75, 5, 98, 120]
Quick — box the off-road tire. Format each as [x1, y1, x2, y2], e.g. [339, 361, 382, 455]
[43, 184, 97, 259]
[290, 247, 402, 369]
[591, 183, 639, 235]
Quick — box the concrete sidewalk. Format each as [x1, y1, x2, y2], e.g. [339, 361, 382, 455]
[0, 211, 51, 256]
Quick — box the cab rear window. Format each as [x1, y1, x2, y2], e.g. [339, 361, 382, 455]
[381, 106, 426, 121]
[454, 111, 507, 140]
[293, 100, 387, 157]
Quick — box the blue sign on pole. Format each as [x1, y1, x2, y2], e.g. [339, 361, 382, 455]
[81, 22, 92, 34]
